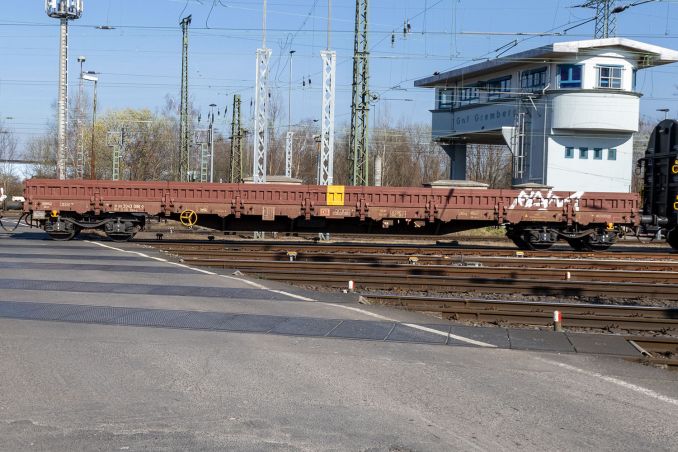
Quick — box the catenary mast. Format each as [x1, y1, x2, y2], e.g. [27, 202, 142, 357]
[349, 0, 370, 186]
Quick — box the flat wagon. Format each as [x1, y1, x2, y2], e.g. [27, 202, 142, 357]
[23, 179, 641, 251]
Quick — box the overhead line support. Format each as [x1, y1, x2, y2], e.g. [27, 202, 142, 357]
[179, 15, 192, 182]
[230, 94, 243, 183]
[253, 1, 271, 184]
[349, 0, 370, 186]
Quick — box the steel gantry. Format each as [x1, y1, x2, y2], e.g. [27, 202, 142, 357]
[319, 0, 336, 186]
[253, 48, 271, 183]
[349, 0, 370, 186]
[230, 95, 244, 183]
[179, 15, 192, 181]
[253, 1, 271, 184]
[319, 51, 337, 186]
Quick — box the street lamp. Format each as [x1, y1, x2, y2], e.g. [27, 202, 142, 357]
[657, 108, 670, 120]
[83, 71, 98, 179]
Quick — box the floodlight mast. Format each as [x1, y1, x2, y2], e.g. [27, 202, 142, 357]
[45, 0, 84, 180]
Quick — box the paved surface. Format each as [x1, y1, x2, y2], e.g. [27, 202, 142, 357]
[0, 228, 677, 451]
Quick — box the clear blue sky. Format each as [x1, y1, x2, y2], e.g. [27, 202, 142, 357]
[1, 0, 677, 151]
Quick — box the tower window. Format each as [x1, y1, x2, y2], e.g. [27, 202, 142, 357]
[579, 147, 589, 159]
[558, 65, 582, 89]
[436, 88, 454, 109]
[521, 67, 548, 91]
[565, 147, 574, 159]
[597, 66, 623, 89]
[593, 148, 603, 160]
[608, 148, 617, 160]
[487, 76, 512, 100]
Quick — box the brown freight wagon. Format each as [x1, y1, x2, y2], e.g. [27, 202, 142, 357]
[23, 179, 640, 250]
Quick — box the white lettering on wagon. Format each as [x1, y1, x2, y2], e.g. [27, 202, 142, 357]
[509, 190, 584, 212]
[112, 203, 145, 211]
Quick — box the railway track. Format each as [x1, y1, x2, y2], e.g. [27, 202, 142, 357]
[160, 257, 678, 299]
[171, 250, 678, 272]
[361, 295, 678, 333]
[361, 294, 677, 368]
[145, 240, 678, 300]
[141, 240, 677, 261]
[144, 240, 678, 366]
[625, 337, 678, 369]
[174, 258, 678, 285]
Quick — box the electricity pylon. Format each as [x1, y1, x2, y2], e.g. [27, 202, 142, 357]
[349, 0, 370, 186]
[580, 0, 617, 38]
[230, 95, 243, 183]
[179, 15, 192, 181]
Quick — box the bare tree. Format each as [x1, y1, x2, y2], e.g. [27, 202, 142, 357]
[0, 120, 21, 195]
[466, 144, 512, 188]
[371, 114, 448, 187]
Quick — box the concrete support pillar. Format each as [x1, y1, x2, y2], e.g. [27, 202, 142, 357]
[442, 143, 467, 180]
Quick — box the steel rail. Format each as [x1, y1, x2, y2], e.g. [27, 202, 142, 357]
[175, 258, 678, 285]
[143, 241, 677, 260]
[209, 264, 678, 299]
[171, 251, 678, 272]
[624, 336, 678, 368]
[362, 295, 678, 332]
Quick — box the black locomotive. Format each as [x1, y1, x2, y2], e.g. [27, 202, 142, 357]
[641, 119, 678, 249]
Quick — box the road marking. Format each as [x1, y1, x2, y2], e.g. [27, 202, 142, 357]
[218, 274, 270, 289]
[538, 357, 678, 407]
[328, 303, 496, 348]
[86, 240, 496, 348]
[327, 303, 393, 321]
[88, 241, 218, 275]
[269, 289, 316, 302]
[404, 323, 497, 348]
[87, 241, 311, 297]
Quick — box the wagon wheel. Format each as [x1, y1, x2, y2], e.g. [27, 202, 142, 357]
[47, 230, 77, 241]
[506, 230, 553, 251]
[566, 238, 590, 251]
[106, 231, 136, 242]
[179, 210, 198, 228]
[567, 237, 611, 252]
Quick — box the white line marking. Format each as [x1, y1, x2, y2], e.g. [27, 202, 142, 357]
[327, 303, 393, 321]
[537, 357, 678, 407]
[87, 241, 304, 295]
[86, 240, 497, 347]
[328, 303, 496, 348]
[404, 323, 497, 348]
[269, 290, 316, 302]
[218, 274, 270, 289]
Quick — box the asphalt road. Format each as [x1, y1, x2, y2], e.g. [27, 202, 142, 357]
[0, 229, 677, 451]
